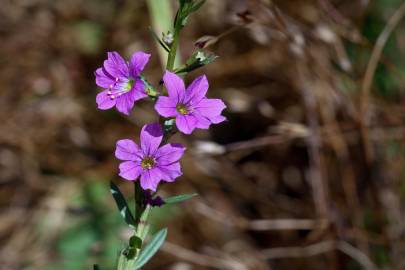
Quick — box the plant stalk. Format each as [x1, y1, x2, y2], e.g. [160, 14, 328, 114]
[166, 29, 180, 71]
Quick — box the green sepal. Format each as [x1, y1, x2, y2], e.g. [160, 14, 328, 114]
[123, 235, 143, 260]
[140, 75, 159, 98]
[163, 119, 176, 135]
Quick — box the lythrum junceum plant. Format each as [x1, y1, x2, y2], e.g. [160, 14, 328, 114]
[93, 1, 226, 269]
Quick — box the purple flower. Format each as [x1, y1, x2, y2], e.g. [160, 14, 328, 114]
[95, 51, 150, 115]
[115, 123, 185, 191]
[155, 71, 226, 134]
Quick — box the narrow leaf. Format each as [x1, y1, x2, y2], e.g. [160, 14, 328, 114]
[175, 51, 218, 74]
[148, 27, 170, 53]
[133, 228, 168, 269]
[110, 181, 136, 227]
[164, 193, 197, 204]
[146, 0, 181, 67]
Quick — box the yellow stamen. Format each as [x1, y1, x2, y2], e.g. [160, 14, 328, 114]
[176, 104, 189, 115]
[141, 157, 155, 169]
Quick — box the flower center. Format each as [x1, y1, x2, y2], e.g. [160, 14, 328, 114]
[124, 79, 134, 91]
[176, 104, 189, 115]
[107, 78, 134, 99]
[141, 156, 155, 170]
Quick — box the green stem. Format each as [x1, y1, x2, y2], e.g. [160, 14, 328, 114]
[117, 254, 125, 270]
[134, 181, 145, 222]
[166, 25, 181, 71]
[136, 205, 152, 242]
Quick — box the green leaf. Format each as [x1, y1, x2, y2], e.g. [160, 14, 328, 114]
[110, 181, 136, 227]
[148, 27, 170, 53]
[164, 193, 197, 204]
[93, 265, 100, 270]
[146, 0, 181, 67]
[175, 51, 218, 74]
[133, 228, 168, 269]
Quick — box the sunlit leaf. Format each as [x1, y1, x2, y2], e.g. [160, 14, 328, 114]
[133, 228, 168, 269]
[110, 182, 135, 227]
[164, 193, 197, 204]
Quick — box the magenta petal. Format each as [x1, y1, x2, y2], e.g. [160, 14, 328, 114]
[104, 52, 129, 78]
[163, 71, 185, 103]
[193, 112, 211, 129]
[140, 123, 163, 155]
[96, 91, 116, 110]
[176, 114, 198, 134]
[129, 51, 151, 77]
[108, 52, 126, 65]
[129, 79, 148, 101]
[209, 115, 226, 124]
[156, 143, 185, 165]
[115, 93, 135, 115]
[155, 96, 177, 117]
[184, 75, 209, 104]
[140, 169, 162, 191]
[119, 161, 142, 180]
[95, 68, 114, 88]
[195, 98, 226, 117]
[115, 139, 141, 161]
[158, 162, 182, 182]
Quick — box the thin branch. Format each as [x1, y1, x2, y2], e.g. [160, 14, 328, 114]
[162, 242, 248, 270]
[248, 218, 328, 231]
[262, 240, 379, 270]
[194, 201, 327, 231]
[224, 135, 286, 152]
[359, 2, 405, 163]
[297, 64, 329, 219]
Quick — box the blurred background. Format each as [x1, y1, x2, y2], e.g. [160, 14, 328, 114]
[1, 0, 405, 269]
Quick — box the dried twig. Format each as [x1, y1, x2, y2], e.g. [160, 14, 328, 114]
[248, 219, 328, 231]
[359, 2, 405, 163]
[194, 201, 327, 231]
[162, 242, 249, 270]
[262, 240, 379, 270]
[224, 135, 286, 152]
[297, 64, 330, 219]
